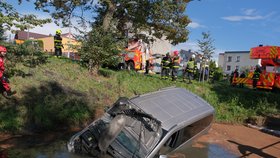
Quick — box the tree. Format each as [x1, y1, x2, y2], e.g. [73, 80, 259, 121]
[197, 31, 215, 59]
[79, 26, 125, 74]
[197, 31, 215, 82]
[0, 24, 6, 41]
[25, 0, 193, 73]
[22, 0, 192, 44]
[0, 1, 51, 34]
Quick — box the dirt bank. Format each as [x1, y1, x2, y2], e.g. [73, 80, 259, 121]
[195, 123, 280, 158]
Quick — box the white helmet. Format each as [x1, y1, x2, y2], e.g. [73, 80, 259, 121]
[191, 54, 195, 58]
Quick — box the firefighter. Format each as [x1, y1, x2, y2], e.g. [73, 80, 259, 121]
[0, 45, 16, 98]
[171, 50, 180, 82]
[253, 65, 262, 89]
[54, 29, 64, 57]
[229, 71, 234, 85]
[183, 54, 196, 83]
[231, 69, 239, 86]
[239, 71, 246, 88]
[144, 50, 152, 75]
[161, 53, 171, 79]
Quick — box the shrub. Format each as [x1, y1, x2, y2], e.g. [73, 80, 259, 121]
[213, 67, 223, 81]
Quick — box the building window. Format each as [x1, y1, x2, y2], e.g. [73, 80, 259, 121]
[236, 56, 240, 62]
[227, 56, 232, 62]
[227, 65, 231, 71]
[236, 66, 239, 70]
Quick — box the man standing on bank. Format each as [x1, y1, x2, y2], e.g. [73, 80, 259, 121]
[54, 29, 64, 57]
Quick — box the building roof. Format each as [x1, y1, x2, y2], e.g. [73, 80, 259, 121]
[61, 33, 76, 39]
[14, 31, 50, 40]
[224, 51, 249, 54]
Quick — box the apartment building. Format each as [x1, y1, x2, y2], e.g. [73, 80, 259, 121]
[218, 51, 261, 74]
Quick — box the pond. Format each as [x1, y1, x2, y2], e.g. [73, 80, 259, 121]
[2, 134, 237, 158]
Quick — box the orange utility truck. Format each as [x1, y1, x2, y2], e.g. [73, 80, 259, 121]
[118, 49, 143, 70]
[233, 45, 280, 90]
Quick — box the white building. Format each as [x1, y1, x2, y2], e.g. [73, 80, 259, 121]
[218, 51, 261, 74]
[149, 38, 172, 55]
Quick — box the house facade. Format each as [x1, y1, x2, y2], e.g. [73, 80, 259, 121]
[14, 31, 80, 59]
[38, 33, 80, 54]
[218, 51, 261, 74]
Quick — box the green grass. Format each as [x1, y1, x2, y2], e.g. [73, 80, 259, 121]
[0, 57, 279, 133]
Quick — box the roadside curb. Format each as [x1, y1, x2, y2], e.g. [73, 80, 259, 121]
[246, 123, 280, 137]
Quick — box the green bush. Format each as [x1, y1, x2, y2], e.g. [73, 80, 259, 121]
[98, 68, 115, 77]
[213, 67, 223, 81]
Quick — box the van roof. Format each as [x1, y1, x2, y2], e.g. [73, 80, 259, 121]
[130, 87, 214, 132]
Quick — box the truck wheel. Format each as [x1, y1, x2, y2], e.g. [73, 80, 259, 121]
[127, 62, 135, 71]
[118, 63, 126, 70]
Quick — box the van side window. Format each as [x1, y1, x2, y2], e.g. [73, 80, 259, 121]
[158, 114, 214, 155]
[165, 131, 180, 148]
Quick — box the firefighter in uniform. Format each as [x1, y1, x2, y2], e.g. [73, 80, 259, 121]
[0, 45, 16, 98]
[252, 65, 261, 89]
[239, 71, 246, 88]
[183, 54, 196, 83]
[54, 29, 64, 57]
[171, 51, 180, 82]
[231, 69, 239, 86]
[161, 53, 171, 79]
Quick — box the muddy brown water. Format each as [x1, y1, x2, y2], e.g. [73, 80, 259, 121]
[2, 122, 280, 158]
[1, 136, 237, 158]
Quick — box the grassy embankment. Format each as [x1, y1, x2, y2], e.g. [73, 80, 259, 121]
[0, 57, 279, 133]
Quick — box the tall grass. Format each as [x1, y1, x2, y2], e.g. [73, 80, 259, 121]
[0, 57, 279, 133]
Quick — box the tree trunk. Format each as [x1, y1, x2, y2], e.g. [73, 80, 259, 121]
[88, 59, 98, 76]
[102, 0, 116, 31]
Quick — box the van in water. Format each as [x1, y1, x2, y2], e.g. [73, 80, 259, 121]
[67, 87, 215, 158]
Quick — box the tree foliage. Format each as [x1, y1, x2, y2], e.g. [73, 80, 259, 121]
[79, 26, 125, 74]
[197, 31, 215, 60]
[23, 0, 194, 73]
[24, 0, 192, 45]
[0, 1, 51, 33]
[0, 24, 6, 41]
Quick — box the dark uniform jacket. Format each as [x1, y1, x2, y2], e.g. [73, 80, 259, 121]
[54, 34, 63, 49]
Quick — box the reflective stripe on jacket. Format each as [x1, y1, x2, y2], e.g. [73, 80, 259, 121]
[0, 57, 4, 78]
[54, 35, 63, 49]
[253, 68, 261, 79]
[186, 60, 195, 72]
[161, 56, 171, 68]
[172, 56, 180, 68]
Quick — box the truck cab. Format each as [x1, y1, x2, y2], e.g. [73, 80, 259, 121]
[118, 49, 143, 70]
[233, 45, 280, 90]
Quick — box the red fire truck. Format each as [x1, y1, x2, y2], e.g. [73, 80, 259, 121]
[233, 45, 280, 90]
[118, 49, 143, 70]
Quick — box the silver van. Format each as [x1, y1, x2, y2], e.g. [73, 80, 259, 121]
[67, 87, 215, 158]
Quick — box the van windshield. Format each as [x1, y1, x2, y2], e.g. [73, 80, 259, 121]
[107, 99, 162, 157]
[115, 131, 145, 157]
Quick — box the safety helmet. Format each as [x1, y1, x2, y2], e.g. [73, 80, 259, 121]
[173, 50, 179, 56]
[0, 45, 7, 52]
[191, 54, 195, 58]
[56, 29, 62, 35]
